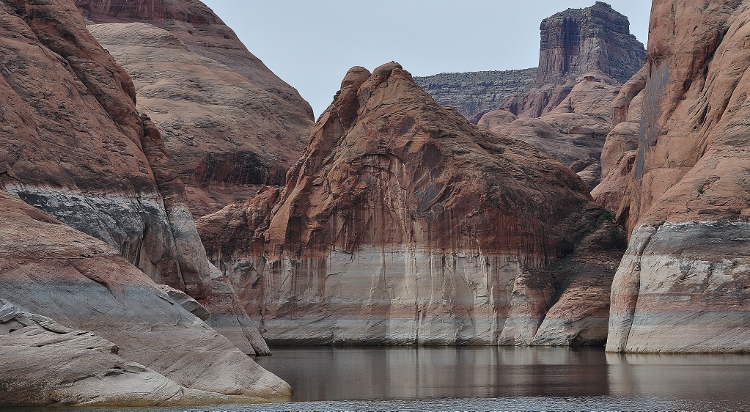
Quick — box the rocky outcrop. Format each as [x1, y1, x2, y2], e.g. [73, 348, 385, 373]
[75, 0, 314, 217]
[467, 3, 645, 189]
[480, 71, 620, 188]
[536, 1, 646, 85]
[199, 62, 624, 346]
[0, 300, 226, 406]
[414, 69, 537, 119]
[0, 191, 290, 406]
[591, 65, 646, 210]
[606, 0, 750, 353]
[1, 0, 268, 362]
[0, 0, 179, 284]
[416, 2, 645, 124]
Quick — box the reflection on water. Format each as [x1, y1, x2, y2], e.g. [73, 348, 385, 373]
[607, 352, 750, 403]
[5, 347, 750, 411]
[256, 346, 750, 408]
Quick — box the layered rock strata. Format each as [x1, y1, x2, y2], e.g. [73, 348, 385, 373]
[536, 1, 646, 85]
[0, 191, 290, 406]
[606, 0, 750, 353]
[591, 65, 646, 210]
[75, 0, 314, 217]
[0, 0, 268, 356]
[416, 2, 645, 123]
[200, 62, 623, 346]
[470, 3, 645, 189]
[479, 71, 621, 188]
[414, 68, 537, 119]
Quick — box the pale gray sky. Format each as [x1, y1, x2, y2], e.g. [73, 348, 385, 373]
[201, 1, 652, 118]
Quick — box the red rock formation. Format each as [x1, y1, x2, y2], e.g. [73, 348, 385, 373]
[536, 1, 646, 85]
[472, 3, 645, 190]
[416, 3, 645, 121]
[591, 65, 647, 211]
[0, 190, 289, 406]
[200, 62, 624, 346]
[74, 0, 314, 217]
[141, 114, 270, 355]
[606, 0, 750, 353]
[1, 0, 270, 380]
[481, 71, 620, 189]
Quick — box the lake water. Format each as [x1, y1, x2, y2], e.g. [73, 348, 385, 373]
[7, 347, 750, 411]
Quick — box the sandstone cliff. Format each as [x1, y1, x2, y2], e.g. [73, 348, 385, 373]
[536, 1, 646, 85]
[0, 191, 290, 406]
[605, 0, 750, 353]
[74, 0, 314, 217]
[466, 3, 646, 190]
[199, 62, 624, 347]
[480, 71, 621, 189]
[0, 0, 276, 400]
[416, 2, 645, 122]
[590, 65, 646, 210]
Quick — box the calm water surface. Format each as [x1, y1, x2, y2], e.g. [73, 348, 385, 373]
[7, 347, 750, 411]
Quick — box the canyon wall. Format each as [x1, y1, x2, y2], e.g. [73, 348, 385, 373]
[536, 1, 645, 85]
[605, 0, 750, 353]
[465, 3, 646, 190]
[0, 0, 272, 356]
[75, 0, 314, 217]
[479, 71, 621, 189]
[590, 65, 646, 210]
[0, 191, 290, 405]
[0, 0, 286, 404]
[416, 2, 645, 122]
[199, 62, 625, 347]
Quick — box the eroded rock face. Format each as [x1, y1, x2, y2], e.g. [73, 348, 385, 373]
[469, 3, 645, 190]
[0, 191, 290, 406]
[480, 71, 620, 188]
[0, 0, 268, 358]
[200, 62, 623, 346]
[606, 0, 750, 353]
[417, 2, 645, 126]
[0, 0, 184, 285]
[75, 0, 314, 217]
[591, 65, 646, 211]
[537, 1, 646, 85]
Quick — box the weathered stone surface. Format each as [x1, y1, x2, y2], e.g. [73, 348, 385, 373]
[0, 300, 231, 406]
[591, 65, 646, 211]
[536, 1, 646, 85]
[200, 62, 623, 346]
[1, 0, 270, 372]
[416, 2, 644, 124]
[608, 222, 750, 353]
[0, 0, 188, 288]
[75, 1, 314, 217]
[481, 71, 620, 188]
[464, 3, 645, 190]
[0, 191, 290, 406]
[414, 69, 537, 119]
[606, 0, 750, 353]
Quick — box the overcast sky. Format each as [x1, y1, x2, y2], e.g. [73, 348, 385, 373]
[201, 1, 652, 118]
